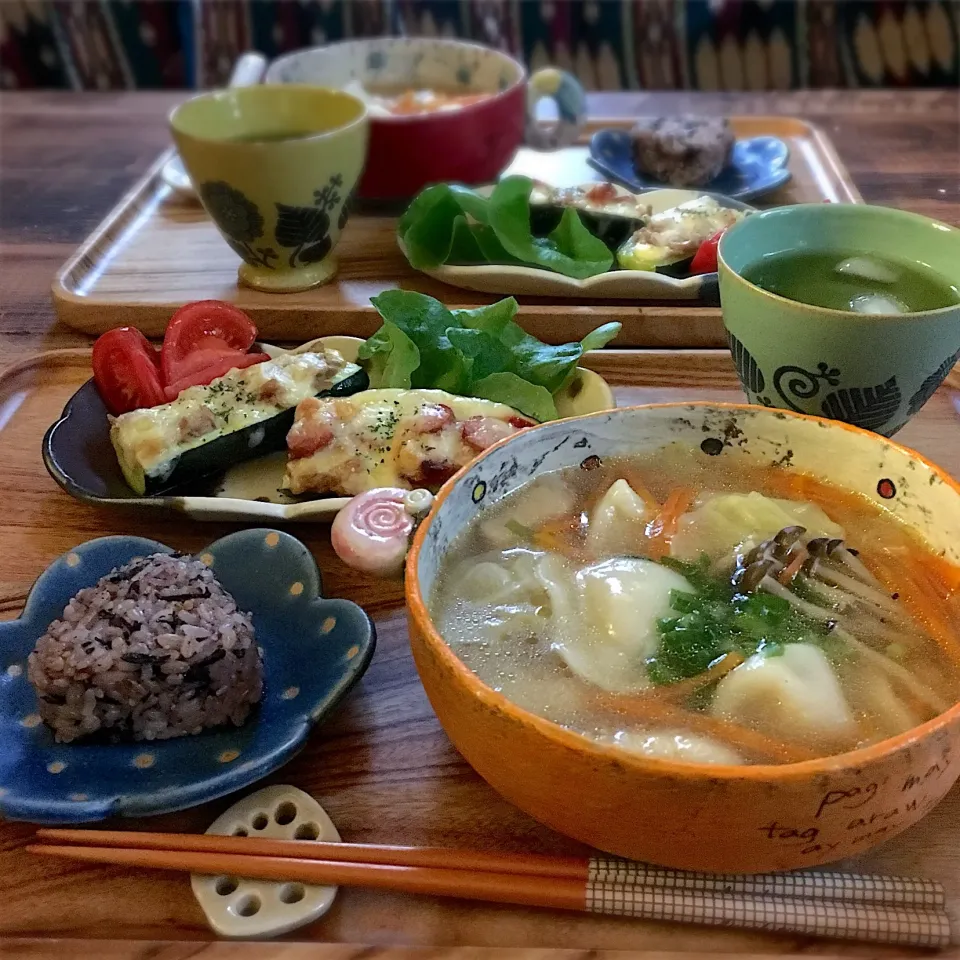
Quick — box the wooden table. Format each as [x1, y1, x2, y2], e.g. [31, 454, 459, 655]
[3, 89, 959, 363]
[1, 90, 959, 960]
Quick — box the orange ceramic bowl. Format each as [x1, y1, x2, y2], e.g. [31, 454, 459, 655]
[405, 403, 960, 873]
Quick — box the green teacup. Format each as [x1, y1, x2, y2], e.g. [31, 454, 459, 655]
[718, 204, 960, 437]
[170, 85, 368, 292]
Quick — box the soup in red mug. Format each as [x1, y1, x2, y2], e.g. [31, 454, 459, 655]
[266, 38, 586, 201]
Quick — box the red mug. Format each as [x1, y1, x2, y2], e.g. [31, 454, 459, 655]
[266, 38, 586, 201]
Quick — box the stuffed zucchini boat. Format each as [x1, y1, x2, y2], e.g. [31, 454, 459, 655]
[110, 348, 367, 495]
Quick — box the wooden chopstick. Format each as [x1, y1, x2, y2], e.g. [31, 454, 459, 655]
[27, 841, 953, 948]
[36, 828, 588, 880]
[31, 844, 585, 911]
[34, 829, 947, 907]
[34, 829, 946, 907]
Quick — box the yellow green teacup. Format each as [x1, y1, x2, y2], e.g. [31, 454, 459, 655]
[718, 204, 960, 437]
[170, 85, 369, 292]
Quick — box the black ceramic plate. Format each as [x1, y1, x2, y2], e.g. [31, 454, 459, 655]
[41, 338, 366, 522]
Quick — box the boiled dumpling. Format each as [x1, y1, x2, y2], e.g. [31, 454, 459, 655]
[481, 472, 576, 547]
[539, 556, 694, 692]
[846, 670, 921, 740]
[456, 551, 543, 606]
[502, 672, 591, 725]
[671, 492, 844, 561]
[457, 560, 519, 604]
[451, 602, 545, 646]
[710, 643, 856, 744]
[441, 549, 551, 646]
[605, 729, 743, 765]
[587, 479, 650, 556]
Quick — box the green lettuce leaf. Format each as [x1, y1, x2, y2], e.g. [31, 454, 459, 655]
[361, 290, 469, 394]
[363, 291, 621, 421]
[397, 176, 614, 280]
[470, 372, 557, 424]
[355, 320, 418, 389]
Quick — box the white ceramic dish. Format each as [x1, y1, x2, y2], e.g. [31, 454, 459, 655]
[401, 188, 754, 300]
[43, 336, 615, 523]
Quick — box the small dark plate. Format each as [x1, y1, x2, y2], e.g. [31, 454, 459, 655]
[43, 378, 158, 508]
[0, 530, 375, 823]
[589, 130, 791, 202]
[41, 339, 363, 523]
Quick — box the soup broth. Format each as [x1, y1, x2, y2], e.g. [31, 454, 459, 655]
[430, 446, 960, 766]
[344, 80, 493, 117]
[227, 130, 319, 144]
[740, 250, 960, 314]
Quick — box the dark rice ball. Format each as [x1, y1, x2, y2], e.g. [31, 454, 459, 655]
[27, 553, 263, 743]
[631, 116, 734, 187]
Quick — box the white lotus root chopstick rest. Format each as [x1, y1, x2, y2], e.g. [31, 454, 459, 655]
[191, 785, 340, 938]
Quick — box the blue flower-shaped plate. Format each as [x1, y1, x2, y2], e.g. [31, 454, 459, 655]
[589, 129, 791, 202]
[0, 530, 375, 824]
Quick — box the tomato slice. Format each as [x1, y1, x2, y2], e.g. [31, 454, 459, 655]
[689, 230, 726, 275]
[163, 352, 270, 402]
[161, 300, 257, 385]
[168, 346, 250, 382]
[92, 327, 166, 415]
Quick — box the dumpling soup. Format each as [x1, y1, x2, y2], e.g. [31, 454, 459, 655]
[430, 444, 960, 767]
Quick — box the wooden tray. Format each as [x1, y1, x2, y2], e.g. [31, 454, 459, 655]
[52, 117, 861, 348]
[1, 347, 957, 957]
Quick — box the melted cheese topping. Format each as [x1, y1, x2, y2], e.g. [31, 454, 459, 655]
[284, 388, 527, 497]
[617, 196, 744, 270]
[110, 349, 353, 487]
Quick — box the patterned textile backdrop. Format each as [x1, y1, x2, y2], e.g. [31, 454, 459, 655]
[2, 0, 958, 90]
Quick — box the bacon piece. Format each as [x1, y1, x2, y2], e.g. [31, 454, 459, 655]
[410, 402, 455, 434]
[585, 182, 619, 204]
[177, 406, 216, 442]
[416, 459, 458, 487]
[287, 418, 334, 460]
[259, 379, 280, 403]
[508, 415, 536, 429]
[460, 416, 517, 452]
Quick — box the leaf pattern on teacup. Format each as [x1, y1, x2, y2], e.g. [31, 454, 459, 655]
[726, 332, 765, 395]
[200, 181, 278, 270]
[273, 174, 344, 269]
[820, 377, 902, 433]
[907, 347, 960, 416]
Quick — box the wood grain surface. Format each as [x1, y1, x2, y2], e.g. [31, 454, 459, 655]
[1, 89, 960, 955]
[49, 115, 860, 344]
[0, 347, 958, 955]
[2, 90, 959, 361]
[5, 944, 912, 960]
